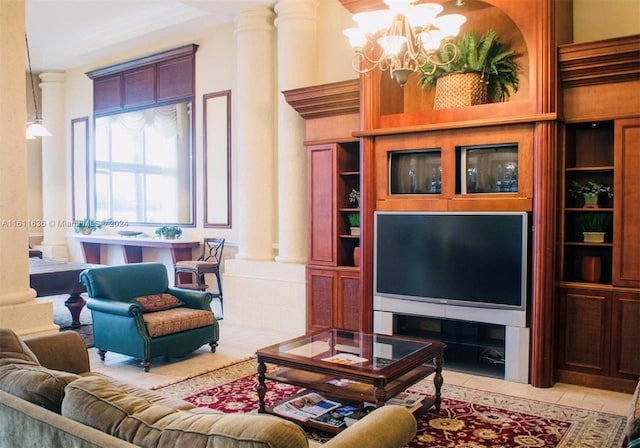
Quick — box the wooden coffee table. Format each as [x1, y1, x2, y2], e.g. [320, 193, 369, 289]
[256, 329, 445, 431]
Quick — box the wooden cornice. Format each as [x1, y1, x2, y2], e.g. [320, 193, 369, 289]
[558, 35, 640, 88]
[338, 0, 382, 13]
[283, 79, 360, 119]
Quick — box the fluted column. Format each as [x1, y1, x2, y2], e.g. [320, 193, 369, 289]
[234, 7, 277, 260]
[0, 0, 57, 336]
[274, 0, 319, 264]
[39, 72, 68, 260]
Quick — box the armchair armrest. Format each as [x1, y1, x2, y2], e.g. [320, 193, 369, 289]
[323, 405, 417, 448]
[86, 298, 141, 316]
[167, 287, 213, 310]
[23, 332, 90, 374]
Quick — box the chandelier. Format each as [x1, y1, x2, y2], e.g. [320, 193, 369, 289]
[25, 33, 51, 139]
[343, 0, 466, 86]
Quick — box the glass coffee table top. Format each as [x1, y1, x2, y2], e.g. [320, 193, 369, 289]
[257, 329, 438, 374]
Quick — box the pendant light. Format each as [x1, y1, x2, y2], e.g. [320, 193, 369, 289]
[25, 33, 51, 139]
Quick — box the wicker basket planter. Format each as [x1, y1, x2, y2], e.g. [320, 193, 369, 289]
[433, 72, 488, 110]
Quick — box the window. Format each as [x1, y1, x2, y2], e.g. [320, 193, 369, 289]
[93, 102, 193, 224]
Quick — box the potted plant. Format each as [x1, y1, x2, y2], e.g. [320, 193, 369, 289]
[349, 189, 360, 207]
[346, 212, 360, 236]
[74, 218, 102, 235]
[155, 225, 182, 240]
[576, 212, 611, 243]
[418, 30, 520, 109]
[568, 180, 613, 208]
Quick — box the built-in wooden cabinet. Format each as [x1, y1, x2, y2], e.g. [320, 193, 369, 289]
[306, 140, 361, 332]
[556, 37, 640, 393]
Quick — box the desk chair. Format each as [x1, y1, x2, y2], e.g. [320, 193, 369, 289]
[174, 237, 225, 311]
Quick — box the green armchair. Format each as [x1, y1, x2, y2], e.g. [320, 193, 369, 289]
[80, 262, 219, 371]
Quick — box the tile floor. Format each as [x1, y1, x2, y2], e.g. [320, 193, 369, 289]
[88, 321, 633, 417]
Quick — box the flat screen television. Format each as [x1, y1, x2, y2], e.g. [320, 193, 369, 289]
[374, 211, 528, 310]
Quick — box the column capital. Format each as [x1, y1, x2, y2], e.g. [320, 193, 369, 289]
[234, 6, 275, 35]
[39, 72, 65, 85]
[275, 0, 319, 27]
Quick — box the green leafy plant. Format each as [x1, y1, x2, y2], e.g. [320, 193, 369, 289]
[155, 225, 182, 239]
[577, 212, 611, 232]
[568, 180, 613, 198]
[74, 218, 102, 234]
[418, 30, 520, 102]
[346, 212, 360, 228]
[349, 189, 360, 205]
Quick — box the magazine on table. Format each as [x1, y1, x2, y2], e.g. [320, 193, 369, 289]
[321, 353, 368, 365]
[386, 392, 424, 411]
[273, 392, 342, 422]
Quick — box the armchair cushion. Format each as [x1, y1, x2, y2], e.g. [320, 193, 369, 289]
[133, 293, 184, 313]
[142, 308, 215, 337]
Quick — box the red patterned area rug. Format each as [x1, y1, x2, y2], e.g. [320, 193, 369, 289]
[153, 359, 627, 447]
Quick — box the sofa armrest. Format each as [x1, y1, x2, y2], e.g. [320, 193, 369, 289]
[167, 286, 213, 310]
[323, 405, 417, 448]
[23, 331, 90, 374]
[86, 298, 140, 316]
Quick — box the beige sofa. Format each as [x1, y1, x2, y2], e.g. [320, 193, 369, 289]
[0, 328, 417, 448]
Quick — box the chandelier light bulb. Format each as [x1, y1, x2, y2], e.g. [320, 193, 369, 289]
[378, 35, 407, 56]
[353, 10, 392, 35]
[435, 14, 467, 37]
[407, 4, 443, 28]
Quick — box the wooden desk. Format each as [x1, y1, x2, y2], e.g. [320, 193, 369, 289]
[29, 258, 96, 328]
[74, 235, 200, 264]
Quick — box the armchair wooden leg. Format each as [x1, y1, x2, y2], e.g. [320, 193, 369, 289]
[210, 342, 218, 353]
[142, 360, 151, 372]
[98, 349, 107, 361]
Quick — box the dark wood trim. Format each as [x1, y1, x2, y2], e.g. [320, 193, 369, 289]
[283, 79, 360, 119]
[559, 35, 640, 88]
[353, 113, 557, 138]
[555, 368, 637, 394]
[85, 44, 198, 79]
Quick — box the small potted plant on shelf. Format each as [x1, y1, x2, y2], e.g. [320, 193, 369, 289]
[568, 180, 613, 208]
[577, 212, 611, 243]
[155, 225, 182, 240]
[74, 218, 102, 235]
[349, 189, 360, 207]
[418, 29, 520, 109]
[347, 212, 360, 236]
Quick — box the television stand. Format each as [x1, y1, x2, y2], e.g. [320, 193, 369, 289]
[373, 297, 530, 383]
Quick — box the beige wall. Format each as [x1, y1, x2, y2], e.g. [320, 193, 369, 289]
[574, 0, 640, 43]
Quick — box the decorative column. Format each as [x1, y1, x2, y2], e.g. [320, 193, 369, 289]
[274, 0, 319, 264]
[39, 72, 68, 260]
[234, 7, 277, 261]
[0, 0, 57, 336]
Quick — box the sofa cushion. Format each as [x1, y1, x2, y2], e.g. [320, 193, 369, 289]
[0, 327, 39, 367]
[143, 308, 215, 337]
[0, 363, 80, 413]
[133, 293, 184, 313]
[63, 376, 309, 448]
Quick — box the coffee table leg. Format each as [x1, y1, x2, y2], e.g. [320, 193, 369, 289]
[434, 351, 444, 411]
[374, 383, 387, 407]
[256, 357, 267, 413]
